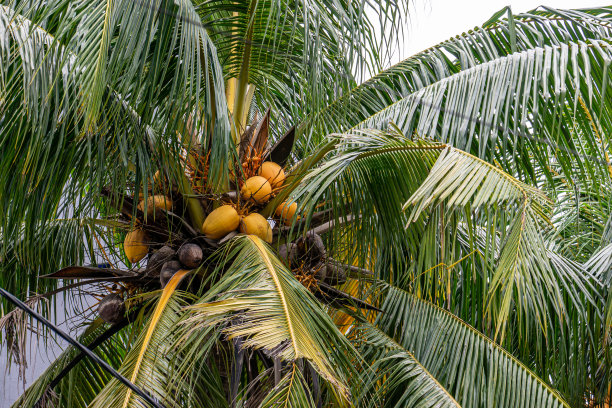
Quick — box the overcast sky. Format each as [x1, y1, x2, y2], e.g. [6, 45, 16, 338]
[1, 0, 606, 405]
[398, 0, 606, 63]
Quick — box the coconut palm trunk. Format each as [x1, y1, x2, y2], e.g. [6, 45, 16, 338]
[0, 1, 611, 407]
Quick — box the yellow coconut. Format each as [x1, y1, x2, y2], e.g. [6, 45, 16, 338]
[258, 161, 285, 188]
[240, 213, 273, 243]
[275, 201, 298, 226]
[240, 176, 272, 204]
[202, 205, 240, 239]
[124, 229, 149, 263]
[137, 195, 173, 217]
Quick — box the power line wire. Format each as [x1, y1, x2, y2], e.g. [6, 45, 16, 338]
[0, 287, 166, 408]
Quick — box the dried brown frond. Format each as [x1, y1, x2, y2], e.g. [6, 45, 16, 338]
[34, 386, 59, 408]
[0, 296, 50, 380]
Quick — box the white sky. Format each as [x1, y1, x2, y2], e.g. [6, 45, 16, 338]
[393, 0, 607, 64]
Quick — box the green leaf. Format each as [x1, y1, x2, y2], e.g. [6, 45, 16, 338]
[376, 285, 570, 408]
[258, 364, 317, 408]
[352, 323, 460, 408]
[184, 235, 358, 401]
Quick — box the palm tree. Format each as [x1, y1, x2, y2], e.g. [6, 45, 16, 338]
[1, 1, 611, 406]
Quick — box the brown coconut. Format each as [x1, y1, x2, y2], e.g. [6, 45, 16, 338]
[98, 294, 125, 324]
[160, 260, 182, 287]
[277, 243, 295, 266]
[145, 246, 175, 278]
[290, 232, 326, 268]
[178, 243, 203, 269]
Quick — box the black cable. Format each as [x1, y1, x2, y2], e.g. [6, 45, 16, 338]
[0, 287, 166, 408]
[47, 307, 144, 389]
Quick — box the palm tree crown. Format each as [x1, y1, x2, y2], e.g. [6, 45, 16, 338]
[0, 2, 611, 407]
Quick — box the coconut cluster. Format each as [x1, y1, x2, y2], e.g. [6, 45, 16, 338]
[120, 157, 299, 291]
[89, 112, 378, 325]
[97, 242, 204, 324]
[200, 160, 298, 244]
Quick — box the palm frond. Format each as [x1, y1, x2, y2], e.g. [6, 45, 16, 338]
[90, 290, 199, 408]
[585, 243, 612, 284]
[289, 130, 443, 275]
[354, 38, 612, 187]
[0, 0, 230, 270]
[404, 146, 552, 221]
[352, 323, 460, 408]
[258, 364, 316, 408]
[376, 285, 570, 408]
[197, 0, 410, 141]
[403, 146, 565, 338]
[300, 7, 612, 149]
[0, 216, 118, 358]
[184, 235, 358, 401]
[11, 320, 138, 408]
[585, 244, 612, 340]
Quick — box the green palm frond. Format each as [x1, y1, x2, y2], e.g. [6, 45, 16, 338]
[258, 364, 317, 408]
[197, 0, 409, 140]
[184, 235, 358, 401]
[11, 320, 138, 408]
[90, 289, 203, 408]
[376, 285, 570, 408]
[2, 2, 612, 406]
[300, 7, 612, 148]
[0, 0, 231, 313]
[603, 213, 612, 245]
[290, 129, 443, 273]
[489, 205, 556, 337]
[291, 130, 589, 344]
[404, 146, 552, 221]
[585, 243, 612, 340]
[585, 243, 612, 284]
[549, 181, 611, 260]
[0, 217, 104, 309]
[352, 323, 460, 408]
[354, 38, 612, 185]
[403, 145, 564, 338]
[0, 0, 230, 252]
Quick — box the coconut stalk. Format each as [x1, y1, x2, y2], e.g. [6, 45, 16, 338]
[261, 139, 337, 217]
[175, 167, 207, 232]
[230, 0, 258, 145]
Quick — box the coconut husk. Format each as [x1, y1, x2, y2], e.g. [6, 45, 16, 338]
[98, 294, 126, 324]
[160, 260, 181, 287]
[315, 263, 347, 286]
[178, 243, 203, 269]
[277, 243, 294, 266]
[290, 232, 326, 268]
[145, 246, 176, 278]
